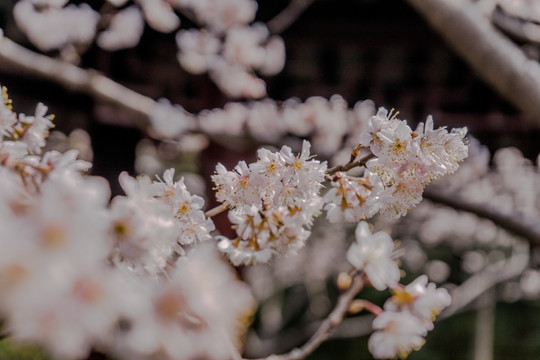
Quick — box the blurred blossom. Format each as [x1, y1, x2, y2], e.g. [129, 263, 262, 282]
[44, 129, 93, 162]
[520, 269, 540, 297]
[173, 0, 258, 34]
[462, 250, 486, 274]
[97, 6, 145, 51]
[138, 0, 180, 33]
[14, 1, 99, 51]
[500, 281, 522, 303]
[176, 29, 221, 75]
[149, 99, 196, 139]
[424, 260, 450, 283]
[135, 139, 163, 176]
[401, 240, 428, 273]
[474, 219, 498, 244]
[369, 311, 427, 359]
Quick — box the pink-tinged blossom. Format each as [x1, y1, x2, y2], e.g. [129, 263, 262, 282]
[368, 310, 427, 359]
[355, 108, 468, 219]
[346, 221, 400, 290]
[358, 107, 394, 155]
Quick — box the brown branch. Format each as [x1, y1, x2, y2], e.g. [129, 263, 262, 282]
[407, 0, 540, 125]
[423, 188, 540, 246]
[326, 153, 375, 176]
[267, 0, 317, 34]
[246, 274, 365, 360]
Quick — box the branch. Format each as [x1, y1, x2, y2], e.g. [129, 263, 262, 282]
[205, 204, 228, 218]
[423, 188, 540, 246]
[0, 35, 158, 127]
[267, 0, 317, 34]
[326, 153, 375, 176]
[407, 0, 540, 125]
[441, 243, 529, 318]
[246, 274, 365, 360]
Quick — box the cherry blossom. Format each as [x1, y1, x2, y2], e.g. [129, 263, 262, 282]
[368, 310, 427, 359]
[346, 221, 400, 291]
[385, 275, 451, 330]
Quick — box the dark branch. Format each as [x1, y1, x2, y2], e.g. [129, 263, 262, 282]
[424, 188, 540, 246]
[267, 0, 317, 34]
[326, 153, 375, 175]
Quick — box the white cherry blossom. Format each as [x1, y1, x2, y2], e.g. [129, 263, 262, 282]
[346, 221, 400, 290]
[369, 310, 427, 359]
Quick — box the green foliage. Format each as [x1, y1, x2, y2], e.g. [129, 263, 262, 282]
[0, 339, 54, 360]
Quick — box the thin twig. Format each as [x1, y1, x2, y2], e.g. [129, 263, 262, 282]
[267, 0, 317, 34]
[423, 188, 540, 246]
[407, 0, 540, 125]
[246, 274, 364, 360]
[326, 153, 375, 176]
[331, 245, 529, 340]
[204, 203, 228, 218]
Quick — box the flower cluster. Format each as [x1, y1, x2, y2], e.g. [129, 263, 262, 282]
[346, 221, 451, 359]
[176, 18, 285, 98]
[109, 168, 215, 275]
[0, 88, 253, 360]
[325, 108, 469, 220]
[212, 140, 327, 265]
[0, 81, 468, 360]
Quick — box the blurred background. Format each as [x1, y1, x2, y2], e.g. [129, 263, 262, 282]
[0, 0, 539, 359]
